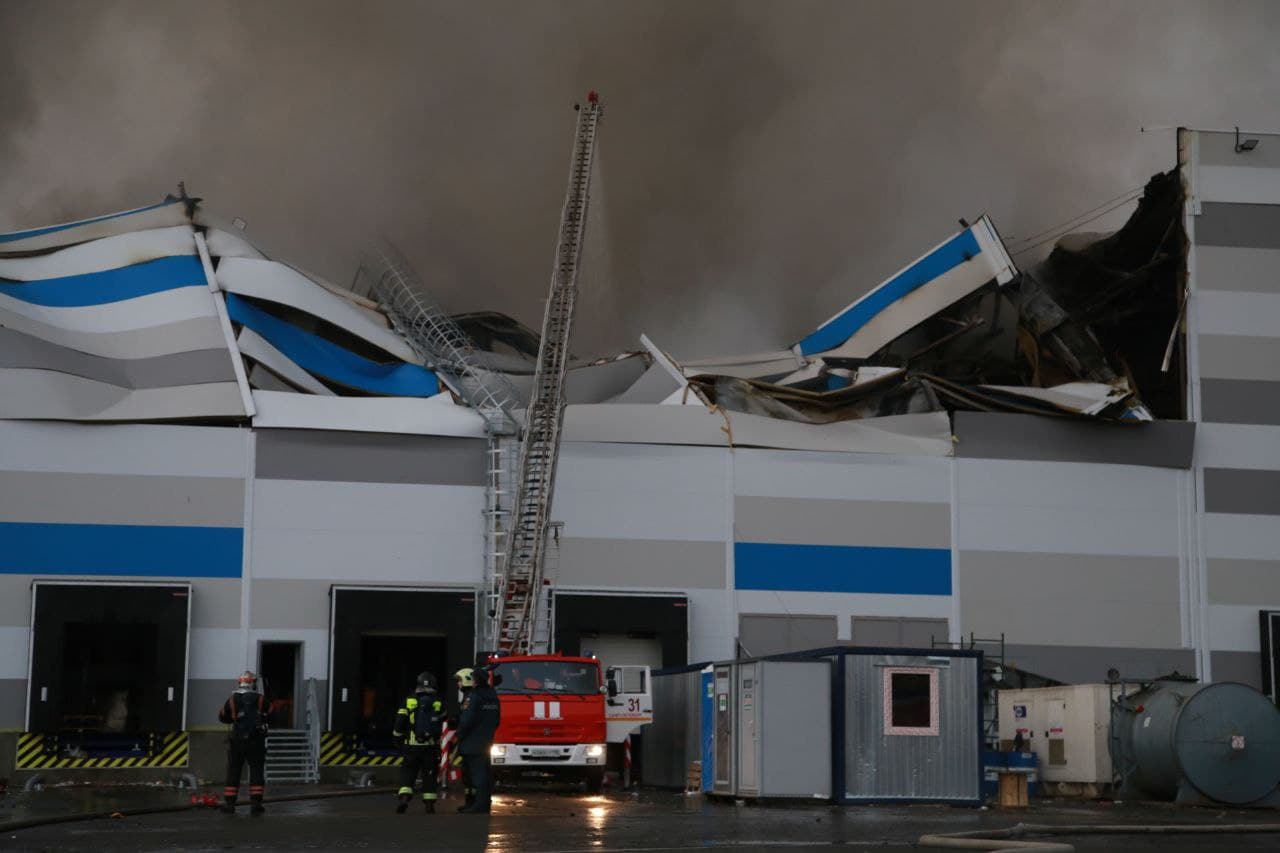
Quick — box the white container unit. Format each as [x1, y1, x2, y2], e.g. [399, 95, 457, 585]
[998, 684, 1125, 796]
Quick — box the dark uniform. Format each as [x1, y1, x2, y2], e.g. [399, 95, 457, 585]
[455, 668, 501, 814]
[217, 672, 267, 815]
[393, 672, 445, 814]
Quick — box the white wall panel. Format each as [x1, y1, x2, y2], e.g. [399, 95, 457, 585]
[1197, 289, 1280, 338]
[1198, 164, 1280, 205]
[250, 479, 483, 583]
[958, 459, 1175, 510]
[1208, 604, 1272, 653]
[958, 504, 1180, 557]
[188, 628, 245, 680]
[0, 627, 30, 679]
[1203, 513, 1280, 561]
[0, 420, 249, 478]
[1197, 423, 1280, 470]
[254, 480, 482, 535]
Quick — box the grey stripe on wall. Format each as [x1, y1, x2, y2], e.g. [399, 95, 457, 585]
[734, 496, 949, 549]
[953, 411, 1195, 469]
[189, 678, 235, 727]
[0, 575, 30, 625]
[0, 678, 25, 728]
[0, 327, 235, 389]
[1003, 644, 1194, 687]
[1208, 558, 1280, 605]
[0, 470, 244, 527]
[556, 537, 725, 589]
[256, 429, 485, 486]
[1198, 335, 1280, 383]
[249, 579, 332, 629]
[1195, 245, 1280, 295]
[1197, 202, 1280, 250]
[1201, 378, 1280, 426]
[960, 551, 1182, 648]
[1204, 468, 1280, 516]
[190, 578, 243, 629]
[1211, 651, 1262, 690]
[1197, 132, 1280, 170]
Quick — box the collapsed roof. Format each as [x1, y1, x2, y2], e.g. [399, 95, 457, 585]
[0, 172, 1186, 454]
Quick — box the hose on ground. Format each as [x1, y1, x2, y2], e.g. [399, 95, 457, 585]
[919, 821, 1280, 852]
[0, 786, 397, 834]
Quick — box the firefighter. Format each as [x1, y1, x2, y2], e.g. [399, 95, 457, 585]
[217, 671, 268, 815]
[393, 671, 445, 814]
[453, 666, 501, 814]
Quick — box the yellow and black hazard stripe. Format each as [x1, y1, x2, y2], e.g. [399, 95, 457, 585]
[16, 732, 189, 770]
[319, 732, 401, 767]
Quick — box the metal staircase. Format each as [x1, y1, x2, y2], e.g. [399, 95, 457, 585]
[265, 678, 321, 783]
[495, 92, 603, 654]
[357, 244, 520, 434]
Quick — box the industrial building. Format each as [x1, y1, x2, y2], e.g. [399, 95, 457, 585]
[1, 127, 1277, 780]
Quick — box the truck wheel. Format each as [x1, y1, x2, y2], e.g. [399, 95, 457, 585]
[584, 768, 605, 794]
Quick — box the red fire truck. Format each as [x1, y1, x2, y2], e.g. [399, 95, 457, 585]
[484, 653, 651, 791]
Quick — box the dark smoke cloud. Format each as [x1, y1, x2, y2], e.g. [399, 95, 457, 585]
[2, 1, 1278, 357]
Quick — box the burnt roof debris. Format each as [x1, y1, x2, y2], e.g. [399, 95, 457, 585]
[682, 170, 1187, 425]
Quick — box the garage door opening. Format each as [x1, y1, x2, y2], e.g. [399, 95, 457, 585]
[328, 587, 476, 749]
[28, 582, 191, 753]
[358, 634, 449, 748]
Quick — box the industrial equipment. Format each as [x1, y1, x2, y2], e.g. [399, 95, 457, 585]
[1110, 679, 1280, 806]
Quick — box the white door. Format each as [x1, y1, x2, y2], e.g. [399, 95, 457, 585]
[736, 662, 759, 794]
[580, 633, 663, 669]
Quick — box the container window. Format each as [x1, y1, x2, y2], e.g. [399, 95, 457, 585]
[883, 666, 940, 736]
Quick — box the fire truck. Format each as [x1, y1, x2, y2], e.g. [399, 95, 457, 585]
[484, 654, 652, 791]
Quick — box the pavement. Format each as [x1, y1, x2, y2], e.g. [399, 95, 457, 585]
[3, 785, 1280, 852]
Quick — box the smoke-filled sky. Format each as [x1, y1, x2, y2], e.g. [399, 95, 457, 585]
[2, 1, 1278, 357]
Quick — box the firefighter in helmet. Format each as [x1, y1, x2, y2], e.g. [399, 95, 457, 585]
[453, 666, 501, 814]
[393, 670, 446, 813]
[217, 670, 268, 815]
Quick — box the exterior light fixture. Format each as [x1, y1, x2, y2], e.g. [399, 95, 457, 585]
[1236, 126, 1259, 153]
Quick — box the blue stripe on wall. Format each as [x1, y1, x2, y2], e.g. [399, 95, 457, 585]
[797, 228, 982, 356]
[0, 522, 243, 578]
[227, 294, 440, 397]
[734, 542, 951, 595]
[0, 255, 205, 306]
[0, 199, 181, 244]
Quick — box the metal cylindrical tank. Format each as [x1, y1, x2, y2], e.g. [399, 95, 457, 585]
[1114, 681, 1280, 805]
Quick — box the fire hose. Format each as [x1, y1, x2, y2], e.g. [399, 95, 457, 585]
[919, 821, 1280, 852]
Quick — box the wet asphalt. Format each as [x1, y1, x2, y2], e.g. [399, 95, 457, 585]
[3, 788, 1280, 852]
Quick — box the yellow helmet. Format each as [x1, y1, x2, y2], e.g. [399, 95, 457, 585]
[454, 667, 475, 688]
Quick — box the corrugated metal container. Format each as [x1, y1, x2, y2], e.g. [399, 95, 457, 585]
[643, 666, 704, 788]
[734, 659, 831, 799]
[842, 650, 982, 804]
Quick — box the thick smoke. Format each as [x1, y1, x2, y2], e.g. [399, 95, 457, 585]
[1, 1, 1278, 357]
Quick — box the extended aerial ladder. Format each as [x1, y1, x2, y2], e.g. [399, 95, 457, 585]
[495, 91, 604, 654]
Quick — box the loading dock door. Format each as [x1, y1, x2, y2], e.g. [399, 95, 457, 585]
[328, 587, 476, 738]
[28, 582, 191, 733]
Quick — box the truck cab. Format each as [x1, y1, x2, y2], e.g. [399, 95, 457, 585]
[485, 654, 651, 791]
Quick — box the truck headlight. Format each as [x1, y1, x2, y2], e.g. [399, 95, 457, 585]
[490, 745, 506, 757]
[586, 744, 605, 758]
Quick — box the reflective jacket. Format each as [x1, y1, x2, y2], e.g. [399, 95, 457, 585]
[218, 689, 267, 740]
[394, 691, 445, 748]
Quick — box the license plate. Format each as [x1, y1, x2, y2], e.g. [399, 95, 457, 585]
[528, 748, 559, 758]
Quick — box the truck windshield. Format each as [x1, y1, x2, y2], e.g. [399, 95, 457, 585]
[491, 661, 600, 695]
